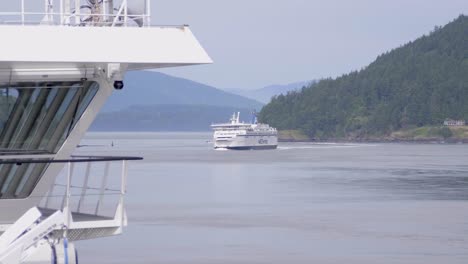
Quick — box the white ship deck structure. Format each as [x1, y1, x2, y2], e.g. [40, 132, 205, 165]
[0, 1, 211, 263]
[211, 112, 278, 150]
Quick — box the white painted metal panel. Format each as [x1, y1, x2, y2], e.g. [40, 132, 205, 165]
[0, 25, 212, 69]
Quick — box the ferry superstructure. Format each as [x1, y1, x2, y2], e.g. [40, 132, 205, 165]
[211, 112, 278, 150]
[0, 1, 211, 263]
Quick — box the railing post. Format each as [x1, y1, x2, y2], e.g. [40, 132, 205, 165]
[95, 161, 110, 215]
[102, 0, 107, 23]
[59, 0, 64, 25]
[123, 0, 128, 26]
[75, 0, 81, 25]
[66, 161, 71, 212]
[77, 162, 92, 213]
[48, 0, 54, 24]
[121, 160, 127, 197]
[146, 0, 151, 26]
[44, 0, 49, 23]
[64, 0, 71, 25]
[120, 160, 128, 226]
[64, 161, 72, 237]
[61, 162, 74, 209]
[21, 0, 25, 25]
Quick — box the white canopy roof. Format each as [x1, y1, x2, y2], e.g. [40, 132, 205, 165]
[0, 25, 212, 70]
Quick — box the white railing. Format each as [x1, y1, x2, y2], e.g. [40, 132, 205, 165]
[40, 156, 141, 224]
[0, 0, 151, 27]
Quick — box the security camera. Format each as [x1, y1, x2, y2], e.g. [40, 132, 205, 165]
[113, 81, 124, 90]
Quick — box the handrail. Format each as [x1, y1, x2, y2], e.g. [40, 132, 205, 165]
[0, 156, 143, 165]
[0, 21, 187, 29]
[0, 0, 152, 27]
[36, 155, 138, 225]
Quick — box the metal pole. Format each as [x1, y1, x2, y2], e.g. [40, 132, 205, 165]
[21, 0, 25, 25]
[102, 0, 107, 23]
[77, 163, 92, 213]
[121, 160, 127, 198]
[95, 161, 110, 215]
[61, 162, 74, 209]
[48, 0, 54, 24]
[59, 0, 64, 25]
[64, 162, 72, 237]
[75, 0, 81, 25]
[105, 0, 114, 25]
[66, 162, 71, 211]
[120, 160, 127, 226]
[44, 0, 48, 23]
[64, 0, 70, 24]
[123, 0, 127, 26]
[146, 0, 151, 27]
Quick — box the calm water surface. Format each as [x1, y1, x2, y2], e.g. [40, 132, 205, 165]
[76, 132, 468, 264]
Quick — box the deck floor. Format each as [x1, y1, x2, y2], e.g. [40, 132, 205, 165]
[39, 208, 113, 222]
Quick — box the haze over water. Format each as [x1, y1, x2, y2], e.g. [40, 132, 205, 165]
[77, 132, 468, 264]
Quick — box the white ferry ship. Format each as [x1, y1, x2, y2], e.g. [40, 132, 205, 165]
[0, 1, 211, 263]
[211, 112, 278, 150]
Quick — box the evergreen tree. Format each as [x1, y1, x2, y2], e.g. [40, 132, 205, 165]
[259, 15, 468, 139]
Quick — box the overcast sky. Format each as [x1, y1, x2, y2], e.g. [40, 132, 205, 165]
[153, 0, 468, 89]
[3, 1, 468, 89]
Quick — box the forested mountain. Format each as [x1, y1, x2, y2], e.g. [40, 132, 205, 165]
[103, 71, 263, 112]
[92, 105, 254, 132]
[91, 71, 263, 131]
[259, 15, 468, 140]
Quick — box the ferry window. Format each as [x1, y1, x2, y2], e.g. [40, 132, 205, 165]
[0, 81, 98, 199]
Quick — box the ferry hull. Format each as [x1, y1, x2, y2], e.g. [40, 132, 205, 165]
[214, 135, 278, 150]
[221, 145, 278, 150]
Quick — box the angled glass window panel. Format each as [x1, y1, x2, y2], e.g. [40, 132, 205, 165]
[74, 82, 99, 127]
[1, 162, 30, 198]
[38, 85, 80, 152]
[0, 88, 33, 149]
[0, 88, 18, 134]
[57, 82, 98, 152]
[0, 81, 99, 199]
[0, 161, 50, 199]
[15, 163, 36, 197]
[0, 81, 98, 155]
[15, 163, 48, 199]
[0, 164, 16, 194]
[10, 87, 48, 149]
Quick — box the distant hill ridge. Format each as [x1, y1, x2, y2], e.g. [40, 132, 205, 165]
[227, 80, 314, 103]
[92, 71, 263, 131]
[92, 104, 255, 132]
[259, 15, 468, 140]
[103, 71, 263, 112]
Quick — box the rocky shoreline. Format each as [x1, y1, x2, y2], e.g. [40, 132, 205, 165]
[278, 128, 468, 144]
[279, 138, 468, 144]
